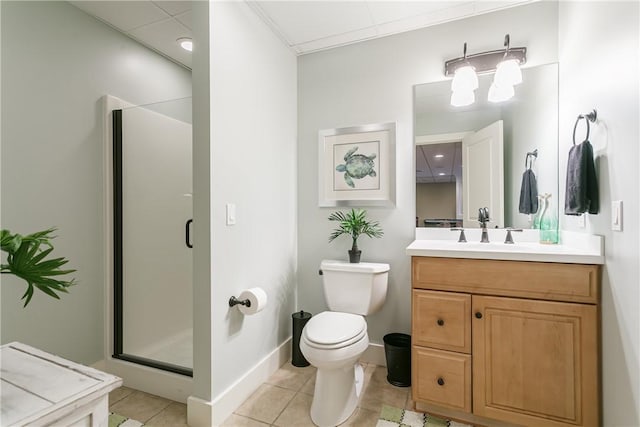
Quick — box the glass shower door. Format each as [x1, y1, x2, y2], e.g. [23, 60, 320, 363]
[113, 97, 193, 375]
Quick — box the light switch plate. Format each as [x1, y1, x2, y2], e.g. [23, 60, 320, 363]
[226, 203, 236, 226]
[612, 200, 623, 231]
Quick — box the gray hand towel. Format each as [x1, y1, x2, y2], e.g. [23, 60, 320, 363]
[518, 169, 539, 214]
[565, 140, 599, 215]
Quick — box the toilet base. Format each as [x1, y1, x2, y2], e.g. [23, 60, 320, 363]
[310, 363, 364, 427]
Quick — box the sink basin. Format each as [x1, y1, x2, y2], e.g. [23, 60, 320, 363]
[406, 230, 604, 264]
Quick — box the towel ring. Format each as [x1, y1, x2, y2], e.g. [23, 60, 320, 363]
[572, 109, 597, 145]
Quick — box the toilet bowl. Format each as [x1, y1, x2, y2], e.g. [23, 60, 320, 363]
[300, 311, 369, 427]
[300, 260, 390, 427]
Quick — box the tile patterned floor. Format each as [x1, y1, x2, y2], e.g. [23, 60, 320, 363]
[109, 386, 188, 427]
[109, 362, 413, 426]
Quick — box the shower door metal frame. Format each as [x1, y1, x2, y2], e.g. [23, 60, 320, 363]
[112, 109, 193, 377]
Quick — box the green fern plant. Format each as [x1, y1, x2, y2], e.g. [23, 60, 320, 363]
[1, 228, 76, 307]
[328, 209, 383, 263]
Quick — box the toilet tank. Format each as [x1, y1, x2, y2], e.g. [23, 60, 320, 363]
[320, 260, 390, 315]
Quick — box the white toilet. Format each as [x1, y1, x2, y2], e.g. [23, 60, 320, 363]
[300, 260, 390, 427]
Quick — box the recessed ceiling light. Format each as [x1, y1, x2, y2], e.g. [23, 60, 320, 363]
[177, 37, 193, 52]
[434, 154, 444, 158]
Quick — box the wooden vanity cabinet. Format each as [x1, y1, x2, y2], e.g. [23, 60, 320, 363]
[411, 257, 600, 427]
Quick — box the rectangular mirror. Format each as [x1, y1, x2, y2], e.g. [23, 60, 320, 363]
[414, 63, 558, 229]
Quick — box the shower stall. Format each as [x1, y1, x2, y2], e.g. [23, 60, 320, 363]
[105, 95, 193, 397]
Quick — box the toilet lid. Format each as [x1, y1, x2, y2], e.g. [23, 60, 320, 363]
[303, 312, 366, 348]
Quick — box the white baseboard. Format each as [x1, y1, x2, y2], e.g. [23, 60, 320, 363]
[188, 338, 292, 427]
[360, 342, 386, 367]
[187, 395, 214, 427]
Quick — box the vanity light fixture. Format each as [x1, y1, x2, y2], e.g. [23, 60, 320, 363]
[450, 89, 475, 107]
[434, 154, 444, 159]
[449, 43, 478, 107]
[494, 35, 523, 87]
[445, 34, 526, 106]
[177, 37, 193, 52]
[489, 34, 523, 102]
[488, 80, 515, 103]
[438, 173, 446, 176]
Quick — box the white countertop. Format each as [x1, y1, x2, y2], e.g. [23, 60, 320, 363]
[406, 229, 604, 264]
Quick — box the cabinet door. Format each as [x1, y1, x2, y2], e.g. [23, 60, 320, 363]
[472, 296, 598, 427]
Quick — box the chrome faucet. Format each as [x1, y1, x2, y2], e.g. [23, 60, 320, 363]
[478, 207, 490, 243]
[450, 227, 467, 243]
[504, 228, 523, 244]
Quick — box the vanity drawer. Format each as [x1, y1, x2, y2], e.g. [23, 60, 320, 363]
[412, 347, 471, 413]
[412, 257, 600, 304]
[412, 290, 471, 353]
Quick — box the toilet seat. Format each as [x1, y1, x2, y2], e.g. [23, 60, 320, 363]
[303, 312, 367, 350]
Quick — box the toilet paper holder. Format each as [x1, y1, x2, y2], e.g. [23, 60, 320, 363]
[229, 287, 267, 315]
[229, 296, 251, 308]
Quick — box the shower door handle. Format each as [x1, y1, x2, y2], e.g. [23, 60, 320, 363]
[185, 219, 193, 248]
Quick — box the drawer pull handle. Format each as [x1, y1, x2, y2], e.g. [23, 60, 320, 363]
[437, 319, 445, 326]
[475, 312, 483, 319]
[437, 377, 445, 386]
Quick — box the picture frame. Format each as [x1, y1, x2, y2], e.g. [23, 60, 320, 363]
[318, 122, 396, 207]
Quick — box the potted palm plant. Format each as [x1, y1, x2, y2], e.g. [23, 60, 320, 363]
[1, 228, 76, 306]
[328, 208, 383, 263]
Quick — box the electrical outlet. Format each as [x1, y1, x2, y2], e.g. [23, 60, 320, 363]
[612, 200, 623, 231]
[577, 214, 585, 228]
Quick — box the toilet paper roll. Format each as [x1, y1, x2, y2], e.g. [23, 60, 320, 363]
[237, 287, 268, 315]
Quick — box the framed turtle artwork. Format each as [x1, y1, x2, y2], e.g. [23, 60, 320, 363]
[318, 122, 396, 207]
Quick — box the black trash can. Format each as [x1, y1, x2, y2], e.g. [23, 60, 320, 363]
[292, 311, 312, 367]
[383, 333, 411, 387]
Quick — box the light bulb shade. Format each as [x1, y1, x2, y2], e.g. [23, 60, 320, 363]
[451, 89, 475, 107]
[488, 82, 515, 103]
[451, 65, 479, 92]
[494, 59, 522, 87]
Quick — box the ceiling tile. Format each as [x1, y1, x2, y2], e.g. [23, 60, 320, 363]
[128, 18, 192, 68]
[255, 1, 374, 45]
[295, 26, 379, 54]
[365, 1, 470, 25]
[70, 1, 170, 32]
[152, 1, 192, 17]
[175, 10, 192, 30]
[473, 0, 532, 15]
[375, 1, 476, 37]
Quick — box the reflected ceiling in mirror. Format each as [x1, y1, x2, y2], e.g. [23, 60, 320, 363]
[414, 63, 559, 229]
[416, 142, 461, 184]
